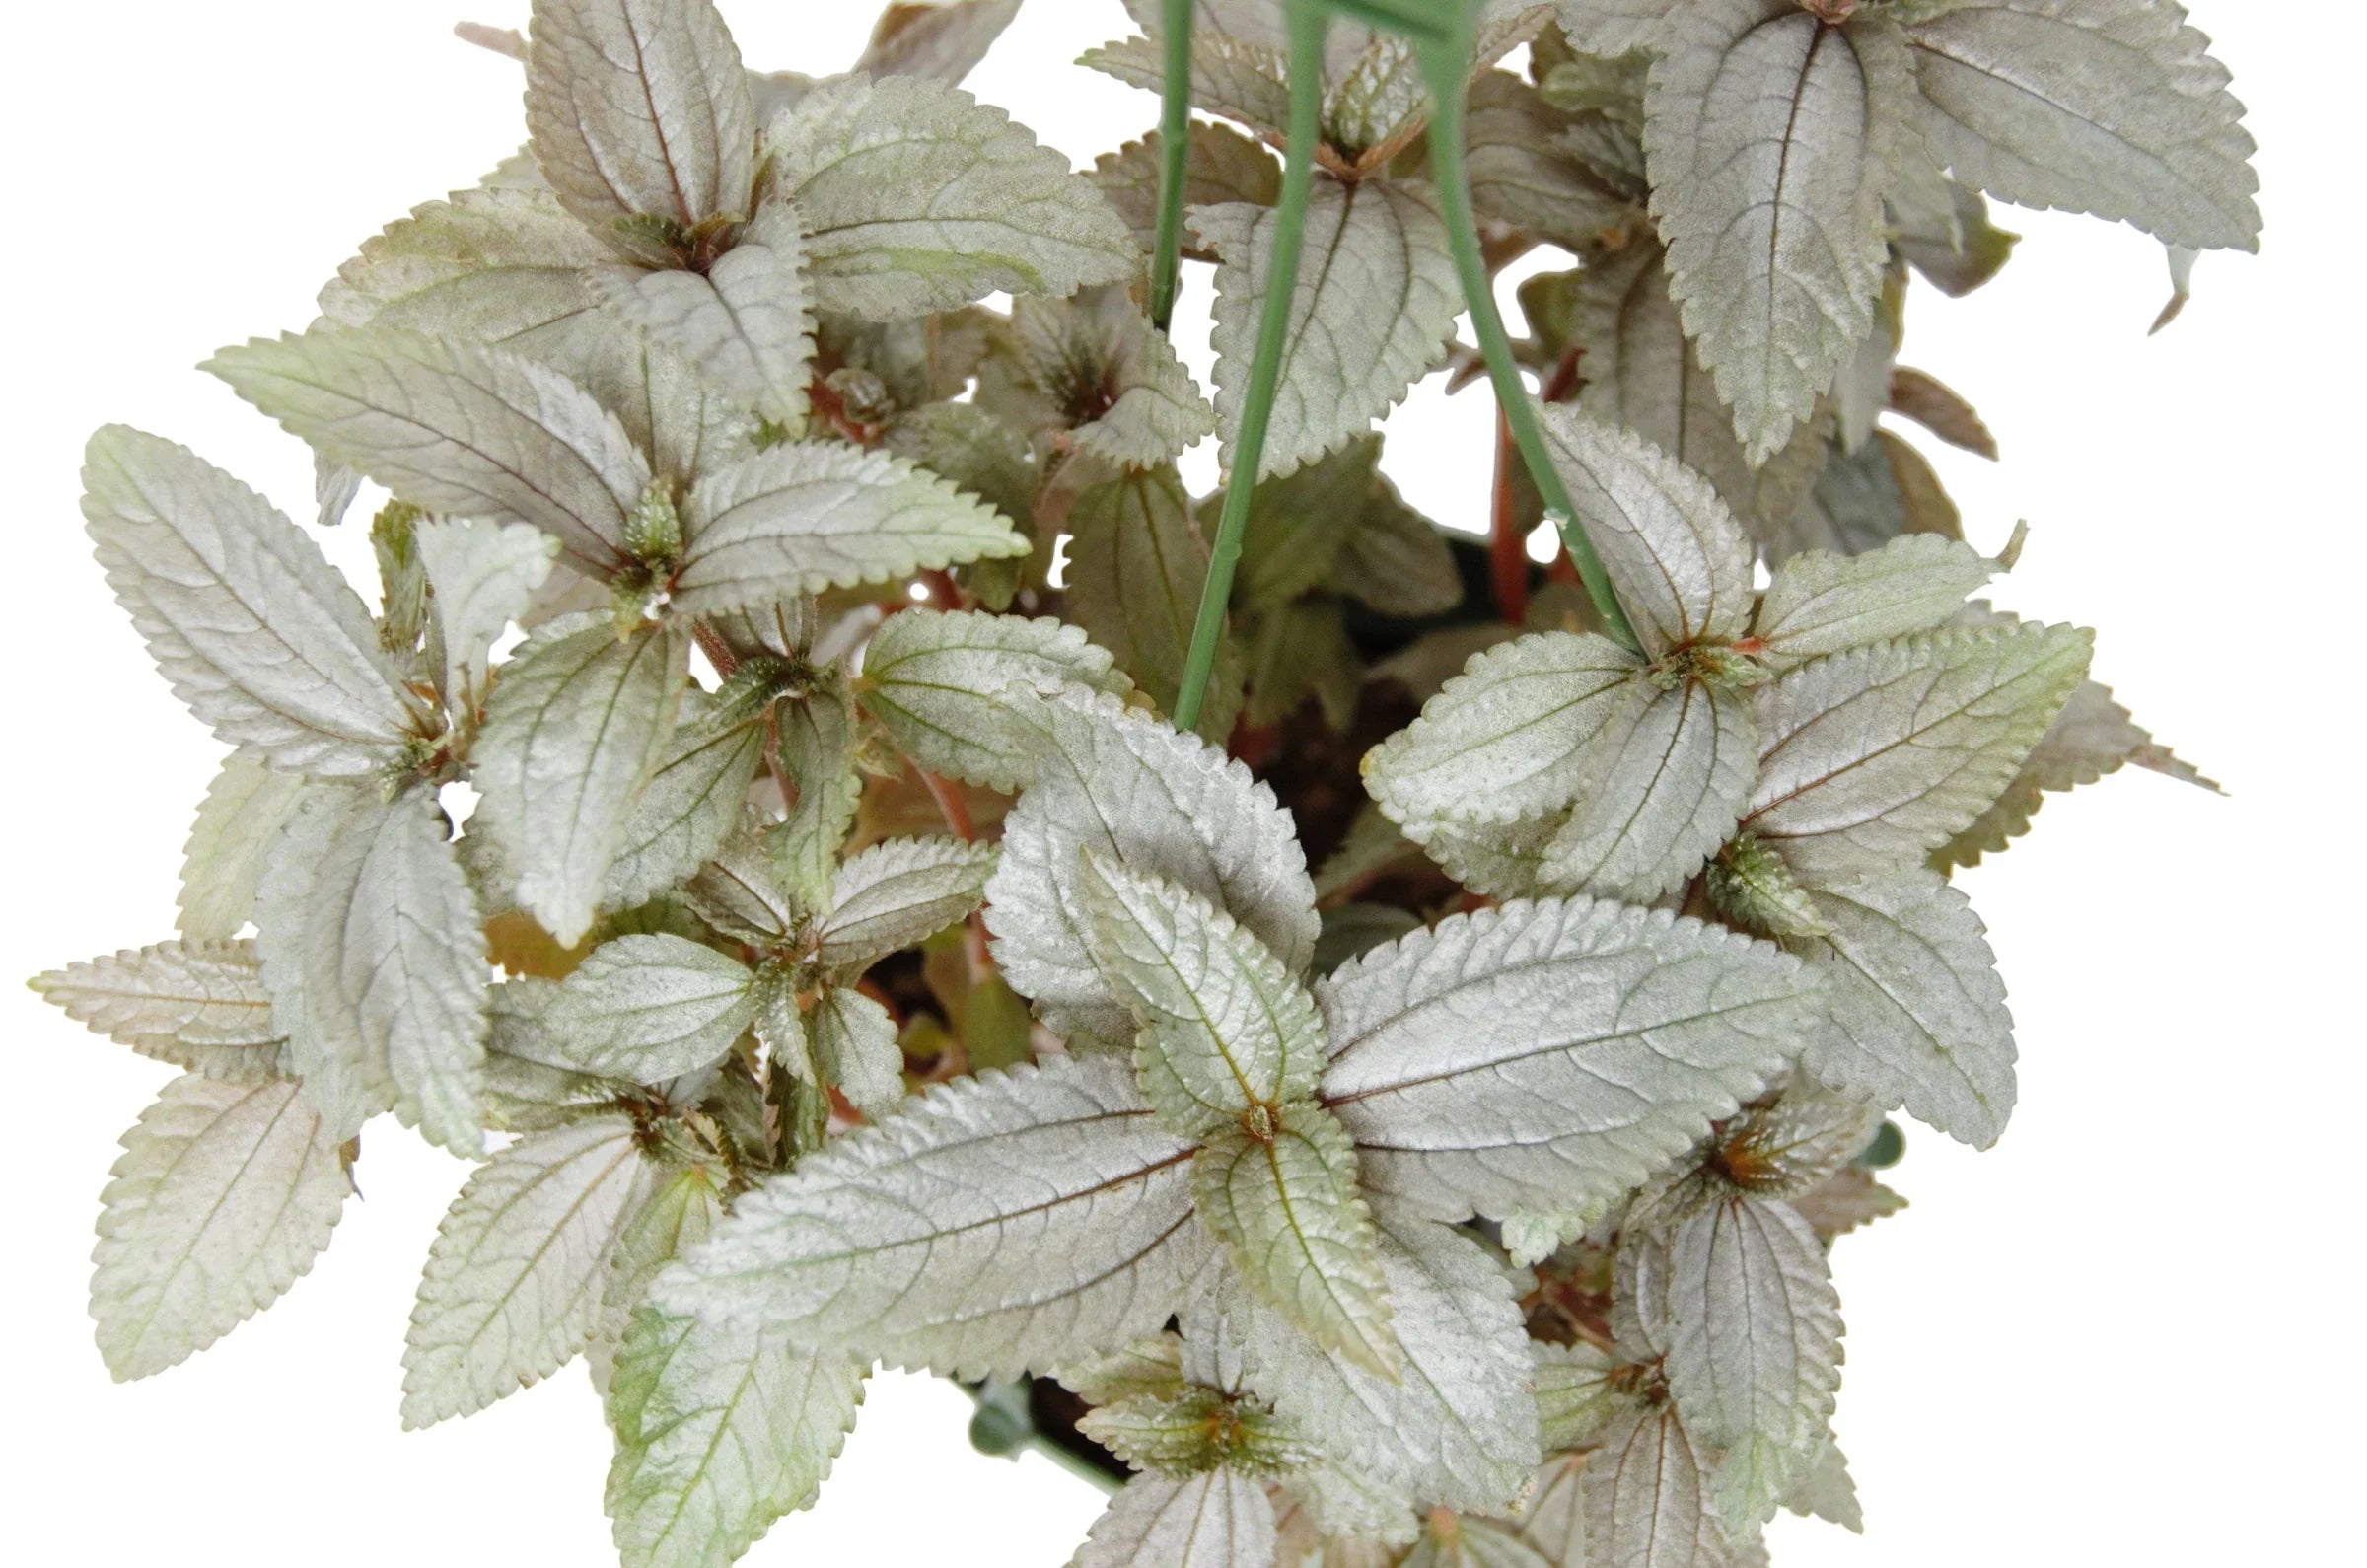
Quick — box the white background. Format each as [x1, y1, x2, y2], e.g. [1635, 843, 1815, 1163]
[1, 2, 2358, 1563]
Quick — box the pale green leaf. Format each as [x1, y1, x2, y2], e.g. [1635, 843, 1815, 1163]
[602, 692, 767, 909]
[768, 74, 1135, 320]
[1797, 867, 2014, 1147]
[856, 607, 1131, 791]
[82, 426, 420, 777]
[1901, 0, 2261, 252]
[34, 940, 286, 1082]
[178, 749, 312, 939]
[1533, 677, 1757, 901]
[524, 0, 755, 235]
[473, 616, 688, 946]
[604, 1163, 729, 1338]
[819, 836, 999, 974]
[92, 1076, 350, 1380]
[673, 441, 1025, 612]
[1075, 855, 1327, 1136]
[1534, 1341, 1623, 1452]
[555, 935, 755, 1080]
[806, 985, 907, 1117]
[320, 186, 610, 356]
[1645, 1, 1919, 460]
[1197, 178, 1462, 478]
[413, 518, 560, 715]
[1318, 896, 1811, 1220]
[597, 201, 815, 428]
[982, 688, 1319, 1046]
[206, 329, 655, 578]
[1063, 465, 1244, 742]
[1072, 1469, 1279, 1568]
[1742, 622, 2093, 883]
[1058, 1333, 1186, 1408]
[606, 1308, 865, 1568]
[659, 1056, 1214, 1380]
[253, 787, 489, 1152]
[1754, 533, 1998, 666]
[769, 681, 862, 915]
[547, 322, 763, 486]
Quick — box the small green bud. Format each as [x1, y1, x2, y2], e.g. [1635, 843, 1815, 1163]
[370, 501, 429, 654]
[1647, 642, 1772, 692]
[1705, 834, 1829, 939]
[1857, 1120, 1906, 1170]
[625, 482, 683, 566]
[967, 1379, 1036, 1459]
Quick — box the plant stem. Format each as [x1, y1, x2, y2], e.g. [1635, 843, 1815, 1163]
[1171, 0, 1327, 734]
[1417, 37, 1641, 654]
[1149, 0, 1196, 333]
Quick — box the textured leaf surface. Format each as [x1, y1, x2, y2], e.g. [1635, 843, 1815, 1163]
[1743, 622, 2092, 883]
[605, 1308, 864, 1568]
[1073, 1469, 1278, 1568]
[1192, 1115, 1397, 1376]
[555, 935, 755, 1080]
[1799, 867, 2015, 1147]
[989, 285, 1214, 467]
[1197, 179, 1461, 478]
[1535, 677, 1757, 902]
[1584, 1404, 1722, 1568]
[320, 186, 610, 355]
[473, 617, 687, 946]
[92, 1076, 349, 1380]
[603, 694, 766, 908]
[1538, 411, 1757, 657]
[404, 1114, 652, 1425]
[983, 689, 1318, 1045]
[208, 330, 653, 577]
[674, 442, 1025, 612]
[1063, 466, 1242, 741]
[806, 986, 906, 1117]
[179, 749, 312, 939]
[1089, 122, 1281, 256]
[525, 0, 755, 233]
[82, 427, 417, 776]
[769, 74, 1134, 320]
[854, 0, 1021, 84]
[597, 202, 814, 427]
[35, 940, 286, 1082]
[660, 1057, 1212, 1379]
[414, 518, 559, 714]
[1901, 0, 2260, 251]
[1318, 897, 1810, 1219]
[1645, 2, 1917, 460]
[1077, 856, 1327, 1135]
[254, 788, 489, 1152]
[1664, 1193, 1843, 1526]
[1755, 534, 1996, 665]
[857, 608, 1130, 791]
[820, 836, 998, 974]
[1225, 1205, 1540, 1513]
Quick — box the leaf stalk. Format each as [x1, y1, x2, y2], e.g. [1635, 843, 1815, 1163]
[1149, 0, 1197, 333]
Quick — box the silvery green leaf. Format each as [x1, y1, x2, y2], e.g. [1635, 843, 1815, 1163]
[806, 985, 906, 1116]
[33, 940, 286, 1082]
[1664, 1193, 1842, 1527]
[1534, 677, 1757, 902]
[1754, 534, 1998, 666]
[1936, 676, 2216, 870]
[1413, 811, 1569, 904]
[554, 935, 754, 1080]
[412, 518, 560, 715]
[1063, 466, 1244, 742]
[596, 202, 814, 429]
[1583, 1403, 1722, 1568]
[1516, 1453, 1594, 1568]
[770, 681, 861, 914]
[1197, 178, 1461, 478]
[1314, 905, 1421, 981]
[205, 330, 654, 578]
[1534, 1341, 1623, 1451]
[1783, 1433, 1863, 1532]
[1192, 1112, 1398, 1377]
[1223, 1204, 1540, 1514]
[1075, 855, 1327, 1136]
[602, 693, 766, 909]
[1059, 1333, 1186, 1407]
[1614, 1228, 1675, 1362]
[1276, 1461, 1422, 1549]
[253, 788, 489, 1153]
[1363, 631, 1642, 827]
[605, 1163, 728, 1334]
[856, 608, 1131, 791]
[1711, 1085, 1880, 1196]
[318, 186, 610, 355]
[982, 688, 1319, 1046]
[682, 826, 800, 948]
[525, 0, 755, 236]
[1402, 1517, 1555, 1568]
[1082, 32, 1291, 144]
[854, 0, 1021, 84]
[1072, 1469, 1278, 1568]
[1884, 154, 2019, 297]
[1742, 622, 2092, 884]
[1317, 897, 1810, 1221]
[1555, 0, 1682, 56]
[768, 74, 1135, 320]
[1537, 410, 1757, 657]
[403, 1113, 653, 1426]
[546, 323, 762, 486]
[1079, 1386, 1301, 1475]
[483, 978, 638, 1132]
[1556, 243, 1832, 539]
[819, 837, 999, 975]
[674, 442, 1025, 613]
[1089, 123, 1282, 257]
[178, 748, 311, 939]
[605, 1308, 865, 1568]
[1901, 0, 2261, 252]
[82, 427, 420, 777]
[986, 285, 1215, 468]
[1797, 867, 2014, 1147]
[1645, 1, 1918, 461]
[659, 1056, 1214, 1380]
[1466, 71, 1639, 250]
[91, 1076, 350, 1380]
[1706, 828, 1829, 941]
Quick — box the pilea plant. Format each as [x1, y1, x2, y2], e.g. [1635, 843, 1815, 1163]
[31, 0, 2254, 1564]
